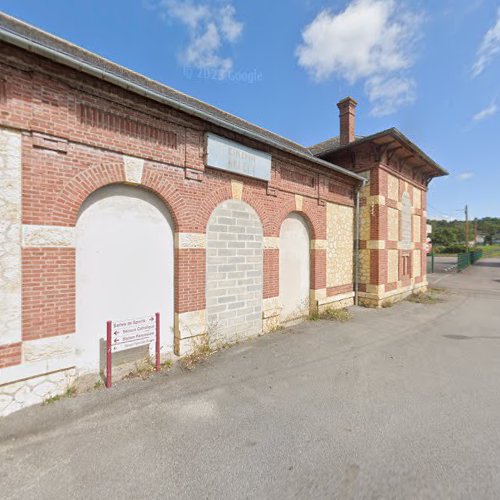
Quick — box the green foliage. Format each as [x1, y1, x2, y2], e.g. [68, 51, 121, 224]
[429, 217, 500, 251]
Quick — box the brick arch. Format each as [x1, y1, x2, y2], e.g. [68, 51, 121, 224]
[241, 190, 273, 236]
[50, 162, 184, 230]
[273, 198, 320, 240]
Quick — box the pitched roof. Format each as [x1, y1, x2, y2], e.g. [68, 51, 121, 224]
[310, 128, 448, 177]
[308, 135, 364, 156]
[0, 13, 366, 182]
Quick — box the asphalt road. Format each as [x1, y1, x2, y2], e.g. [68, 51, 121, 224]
[2, 259, 500, 499]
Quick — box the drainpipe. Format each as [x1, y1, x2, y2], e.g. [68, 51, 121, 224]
[354, 179, 366, 306]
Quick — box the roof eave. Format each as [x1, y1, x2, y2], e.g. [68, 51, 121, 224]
[315, 128, 448, 177]
[0, 16, 366, 183]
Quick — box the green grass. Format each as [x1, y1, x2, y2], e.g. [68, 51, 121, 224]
[309, 307, 353, 322]
[44, 385, 77, 405]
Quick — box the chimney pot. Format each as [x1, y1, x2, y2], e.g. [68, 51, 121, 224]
[337, 97, 357, 145]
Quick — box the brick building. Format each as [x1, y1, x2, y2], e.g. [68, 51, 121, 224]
[0, 14, 446, 415]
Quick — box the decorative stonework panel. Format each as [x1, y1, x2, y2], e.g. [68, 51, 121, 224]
[413, 215, 421, 243]
[206, 200, 263, 344]
[22, 225, 75, 248]
[388, 249, 399, 284]
[413, 250, 421, 278]
[175, 233, 206, 249]
[326, 203, 354, 288]
[387, 207, 399, 241]
[413, 187, 422, 210]
[401, 192, 412, 250]
[0, 128, 22, 346]
[123, 155, 144, 184]
[388, 173, 399, 201]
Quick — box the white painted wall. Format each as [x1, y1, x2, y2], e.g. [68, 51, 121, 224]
[279, 213, 310, 322]
[76, 185, 174, 373]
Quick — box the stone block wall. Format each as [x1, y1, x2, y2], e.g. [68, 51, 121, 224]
[206, 199, 263, 344]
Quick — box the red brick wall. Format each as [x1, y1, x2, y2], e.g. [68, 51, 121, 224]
[0, 42, 360, 366]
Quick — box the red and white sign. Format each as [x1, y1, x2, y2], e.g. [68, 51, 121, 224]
[111, 314, 156, 353]
[106, 312, 160, 388]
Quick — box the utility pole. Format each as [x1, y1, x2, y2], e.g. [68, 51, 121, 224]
[474, 218, 478, 247]
[464, 205, 469, 251]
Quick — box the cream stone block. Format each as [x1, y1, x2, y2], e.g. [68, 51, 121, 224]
[0, 367, 76, 417]
[326, 203, 354, 288]
[310, 288, 327, 302]
[23, 334, 75, 362]
[22, 225, 75, 248]
[317, 291, 354, 307]
[262, 297, 281, 318]
[123, 155, 144, 184]
[359, 249, 371, 285]
[231, 180, 243, 201]
[368, 195, 386, 206]
[387, 207, 399, 242]
[413, 215, 421, 243]
[397, 242, 415, 250]
[359, 205, 370, 241]
[175, 310, 207, 340]
[413, 250, 421, 278]
[295, 194, 303, 211]
[310, 239, 327, 250]
[0, 128, 22, 346]
[388, 249, 399, 284]
[263, 237, 280, 249]
[366, 284, 385, 295]
[175, 233, 206, 249]
[367, 240, 386, 249]
[388, 173, 399, 201]
[413, 187, 421, 210]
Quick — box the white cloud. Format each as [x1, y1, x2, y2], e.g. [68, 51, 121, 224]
[457, 172, 474, 181]
[158, 1, 243, 76]
[472, 101, 498, 121]
[296, 0, 423, 115]
[472, 8, 500, 77]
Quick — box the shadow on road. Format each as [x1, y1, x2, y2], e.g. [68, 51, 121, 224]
[475, 261, 500, 268]
[443, 334, 500, 341]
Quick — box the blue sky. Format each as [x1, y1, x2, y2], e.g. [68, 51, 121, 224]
[1, 0, 499, 219]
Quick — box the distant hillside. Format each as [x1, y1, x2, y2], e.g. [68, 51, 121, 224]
[428, 217, 500, 245]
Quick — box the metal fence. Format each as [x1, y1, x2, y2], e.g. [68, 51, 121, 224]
[457, 250, 483, 272]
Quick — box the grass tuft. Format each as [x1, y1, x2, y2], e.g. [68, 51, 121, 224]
[309, 307, 353, 322]
[406, 290, 443, 305]
[180, 337, 213, 371]
[44, 385, 77, 405]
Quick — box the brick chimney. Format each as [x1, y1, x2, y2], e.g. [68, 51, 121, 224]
[337, 97, 357, 145]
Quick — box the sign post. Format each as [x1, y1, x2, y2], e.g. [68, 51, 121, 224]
[106, 313, 160, 388]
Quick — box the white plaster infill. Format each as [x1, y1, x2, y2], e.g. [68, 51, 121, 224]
[22, 225, 75, 248]
[175, 233, 206, 249]
[263, 237, 280, 249]
[123, 155, 144, 184]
